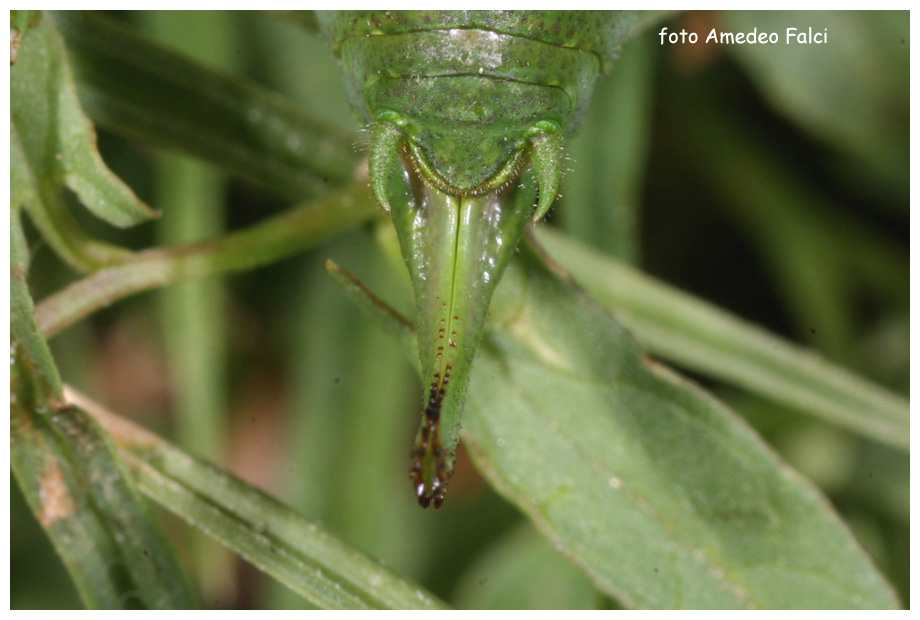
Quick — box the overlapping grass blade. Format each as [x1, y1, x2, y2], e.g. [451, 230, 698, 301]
[67, 388, 448, 610]
[537, 210, 907, 451]
[11, 210, 196, 609]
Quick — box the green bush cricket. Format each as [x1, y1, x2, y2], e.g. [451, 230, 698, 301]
[320, 10, 637, 507]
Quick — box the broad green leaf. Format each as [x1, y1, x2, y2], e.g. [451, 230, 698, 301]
[10, 10, 38, 64]
[462, 243, 899, 608]
[536, 227, 909, 451]
[11, 12, 155, 271]
[66, 388, 448, 611]
[11, 211, 196, 610]
[452, 523, 601, 610]
[52, 11, 360, 202]
[337, 238, 899, 609]
[35, 180, 380, 339]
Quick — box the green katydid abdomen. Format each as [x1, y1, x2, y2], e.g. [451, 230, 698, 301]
[318, 10, 633, 507]
[338, 26, 598, 194]
[367, 76, 568, 194]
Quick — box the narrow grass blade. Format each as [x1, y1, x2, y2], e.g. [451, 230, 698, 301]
[142, 10, 236, 602]
[10, 392, 199, 609]
[11, 210, 196, 610]
[66, 388, 449, 610]
[536, 227, 908, 450]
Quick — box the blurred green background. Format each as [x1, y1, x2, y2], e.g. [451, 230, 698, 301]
[12, 11, 908, 609]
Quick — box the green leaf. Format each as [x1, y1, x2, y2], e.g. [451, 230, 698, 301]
[11, 212, 196, 610]
[141, 10, 237, 600]
[52, 11, 360, 202]
[11, 208, 62, 399]
[453, 523, 601, 610]
[536, 227, 909, 451]
[462, 243, 899, 608]
[10, 10, 39, 64]
[337, 237, 899, 609]
[67, 388, 448, 611]
[10, 394, 199, 609]
[11, 12, 156, 271]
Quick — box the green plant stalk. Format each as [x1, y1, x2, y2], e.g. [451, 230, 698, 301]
[535, 227, 909, 450]
[145, 3, 234, 466]
[300, 243, 421, 563]
[154, 156, 228, 467]
[66, 387, 449, 610]
[143, 10, 238, 604]
[35, 181, 380, 339]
